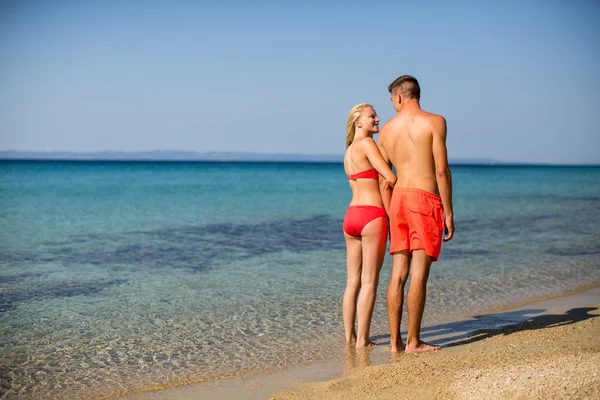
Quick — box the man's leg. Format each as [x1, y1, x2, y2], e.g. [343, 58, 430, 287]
[405, 249, 441, 353]
[387, 251, 410, 352]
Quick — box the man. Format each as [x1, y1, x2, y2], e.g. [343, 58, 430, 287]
[378, 75, 455, 353]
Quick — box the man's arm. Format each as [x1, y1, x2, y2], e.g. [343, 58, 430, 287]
[431, 116, 454, 241]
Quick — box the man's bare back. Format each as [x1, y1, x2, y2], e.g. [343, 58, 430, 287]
[378, 77, 453, 239]
[379, 108, 446, 195]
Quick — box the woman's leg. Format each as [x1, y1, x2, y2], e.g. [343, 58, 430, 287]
[355, 216, 388, 348]
[343, 233, 362, 344]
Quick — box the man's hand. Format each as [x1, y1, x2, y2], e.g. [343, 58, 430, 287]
[443, 215, 454, 242]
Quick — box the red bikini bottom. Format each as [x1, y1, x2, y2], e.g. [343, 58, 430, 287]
[343, 206, 387, 237]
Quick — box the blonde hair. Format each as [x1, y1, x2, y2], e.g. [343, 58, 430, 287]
[346, 103, 372, 148]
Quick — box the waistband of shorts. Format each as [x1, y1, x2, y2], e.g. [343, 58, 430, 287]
[392, 187, 441, 201]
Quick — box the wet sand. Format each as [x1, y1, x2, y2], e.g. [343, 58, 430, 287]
[116, 285, 600, 400]
[272, 286, 600, 400]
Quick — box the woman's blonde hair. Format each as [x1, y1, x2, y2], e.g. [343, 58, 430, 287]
[346, 103, 372, 148]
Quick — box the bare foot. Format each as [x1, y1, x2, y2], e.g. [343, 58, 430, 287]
[355, 340, 377, 349]
[390, 338, 405, 353]
[405, 341, 441, 353]
[346, 334, 357, 346]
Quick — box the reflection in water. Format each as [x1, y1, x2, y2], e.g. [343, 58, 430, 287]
[344, 345, 373, 375]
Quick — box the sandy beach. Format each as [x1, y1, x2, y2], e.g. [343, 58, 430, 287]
[117, 285, 599, 400]
[271, 290, 600, 400]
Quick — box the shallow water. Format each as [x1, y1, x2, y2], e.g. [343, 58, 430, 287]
[1, 161, 599, 399]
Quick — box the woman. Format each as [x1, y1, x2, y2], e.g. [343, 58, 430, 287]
[343, 103, 396, 348]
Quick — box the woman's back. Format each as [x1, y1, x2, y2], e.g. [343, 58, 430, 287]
[344, 139, 384, 207]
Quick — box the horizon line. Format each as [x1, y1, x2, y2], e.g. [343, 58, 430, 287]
[0, 150, 598, 167]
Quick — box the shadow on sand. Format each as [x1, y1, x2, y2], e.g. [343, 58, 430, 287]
[370, 306, 599, 348]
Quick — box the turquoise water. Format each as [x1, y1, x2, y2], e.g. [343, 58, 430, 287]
[1, 161, 599, 399]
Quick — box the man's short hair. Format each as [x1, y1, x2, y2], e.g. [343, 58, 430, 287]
[388, 75, 420, 100]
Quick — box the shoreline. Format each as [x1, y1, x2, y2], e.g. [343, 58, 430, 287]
[271, 284, 600, 400]
[112, 283, 600, 400]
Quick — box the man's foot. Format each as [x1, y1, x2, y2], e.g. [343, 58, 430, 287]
[390, 337, 405, 353]
[405, 341, 441, 353]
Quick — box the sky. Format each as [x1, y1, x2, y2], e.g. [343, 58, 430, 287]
[0, 0, 598, 164]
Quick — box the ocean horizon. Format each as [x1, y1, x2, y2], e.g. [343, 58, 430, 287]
[4, 150, 597, 166]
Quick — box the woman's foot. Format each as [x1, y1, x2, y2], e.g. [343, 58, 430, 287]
[346, 334, 357, 346]
[355, 339, 377, 349]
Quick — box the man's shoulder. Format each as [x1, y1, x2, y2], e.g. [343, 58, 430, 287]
[378, 119, 397, 146]
[380, 113, 401, 133]
[420, 109, 445, 122]
[419, 110, 446, 133]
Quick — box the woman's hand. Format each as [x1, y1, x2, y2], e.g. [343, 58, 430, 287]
[387, 174, 397, 188]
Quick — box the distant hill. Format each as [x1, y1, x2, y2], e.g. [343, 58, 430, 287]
[0, 150, 342, 162]
[0, 150, 497, 164]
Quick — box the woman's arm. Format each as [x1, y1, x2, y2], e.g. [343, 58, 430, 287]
[360, 138, 396, 187]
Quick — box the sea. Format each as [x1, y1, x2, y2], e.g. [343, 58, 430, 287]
[1, 160, 599, 399]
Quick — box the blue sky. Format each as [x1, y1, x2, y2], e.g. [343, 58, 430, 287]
[0, 0, 598, 164]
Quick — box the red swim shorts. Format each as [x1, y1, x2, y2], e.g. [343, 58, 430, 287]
[389, 188, 445, 261]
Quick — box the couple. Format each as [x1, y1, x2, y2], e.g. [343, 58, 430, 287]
[342, 75, 455, 353]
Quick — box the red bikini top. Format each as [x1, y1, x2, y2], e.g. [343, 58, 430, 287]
[348, 168, 379, 180]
